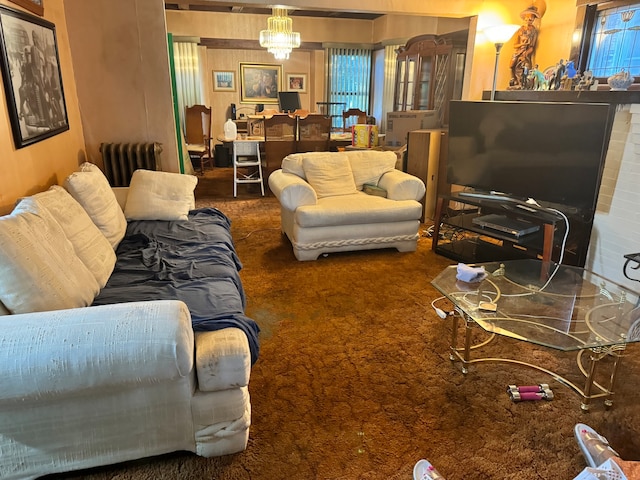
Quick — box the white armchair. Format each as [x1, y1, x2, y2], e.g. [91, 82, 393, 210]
[268, 150, 426, 261]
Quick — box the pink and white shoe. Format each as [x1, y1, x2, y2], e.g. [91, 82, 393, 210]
[413, 459, 445, 480]
[574, 423, 620, 468]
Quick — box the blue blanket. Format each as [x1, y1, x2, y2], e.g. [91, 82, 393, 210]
[92, 208, 260, 365]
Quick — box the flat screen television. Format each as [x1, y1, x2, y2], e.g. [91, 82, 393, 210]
[447, 100, 612, 212]
[278, 91, 301, 113]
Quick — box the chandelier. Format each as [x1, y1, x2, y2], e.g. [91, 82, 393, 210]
[259, 6, 301, 60]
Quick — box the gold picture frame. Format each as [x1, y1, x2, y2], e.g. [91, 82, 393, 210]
[212, 70, 235, 92]
[240, 63, 281, 104]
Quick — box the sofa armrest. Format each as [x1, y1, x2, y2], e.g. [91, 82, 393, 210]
[378, 170, 426, 202]
[195, 328, 251, 392]
[268, 169, 317, 210]
[0, 300, 194, 403]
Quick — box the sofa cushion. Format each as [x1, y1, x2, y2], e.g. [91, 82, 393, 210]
[346, 151, 397, 190]
[282, 151, 346, 180]
[295, 192, 422, 228]
[79, 161, 103, 174]
[124, 169, 197, 221]
[302, 154, 358, 199]
[281, 153, 307, 179]
[19, 186, 116, 288]
[64, 167, 127, 249]
[0, 201, 100, 314]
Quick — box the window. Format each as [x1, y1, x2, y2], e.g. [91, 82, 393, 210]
[581, 2, 640, 80]
[327, 47, 372, 129]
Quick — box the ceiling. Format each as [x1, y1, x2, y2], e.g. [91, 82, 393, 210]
[164, 2, 384, 20]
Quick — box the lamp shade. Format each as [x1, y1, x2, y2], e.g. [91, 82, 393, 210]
[484, 24, 520, 45]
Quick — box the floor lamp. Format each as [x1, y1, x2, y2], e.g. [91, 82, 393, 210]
[483, 24, 520, 100]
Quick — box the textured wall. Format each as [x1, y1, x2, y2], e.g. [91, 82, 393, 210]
[588, 105, 640, 291]
[64, 0, 179, 172]
[0, 0, 86, 215]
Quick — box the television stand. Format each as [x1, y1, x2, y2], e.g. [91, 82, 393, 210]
[432, 193, 565, 264]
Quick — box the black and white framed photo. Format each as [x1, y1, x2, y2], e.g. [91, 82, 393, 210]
[0, 5, 68, 148]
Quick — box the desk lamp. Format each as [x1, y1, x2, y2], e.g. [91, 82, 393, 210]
[483, 24, 520, 100]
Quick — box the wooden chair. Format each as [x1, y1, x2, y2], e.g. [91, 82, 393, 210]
[297, 114, 331, 153]
[260, 108, 281, 117]
[262, 114, 297, 183]
[292, 108, 310, 119]
[185, 105, 213, 174]
[342, 108, 367, 133]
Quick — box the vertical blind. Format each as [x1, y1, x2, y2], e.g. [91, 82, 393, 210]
[327, 46, 372, 129]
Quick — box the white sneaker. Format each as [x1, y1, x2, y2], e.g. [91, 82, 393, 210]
[574, 423, 620, 468]
[413, 459, 445, 480]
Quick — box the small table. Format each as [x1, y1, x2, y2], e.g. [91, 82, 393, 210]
[431, 259, 640, 410]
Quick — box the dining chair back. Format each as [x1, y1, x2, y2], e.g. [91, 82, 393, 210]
[185, 105, 213, 174]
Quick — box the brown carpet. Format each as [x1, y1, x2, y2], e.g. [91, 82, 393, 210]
[52, 168, 640, 479]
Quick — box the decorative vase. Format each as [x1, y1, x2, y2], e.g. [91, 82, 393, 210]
[607, 69, 634, 91]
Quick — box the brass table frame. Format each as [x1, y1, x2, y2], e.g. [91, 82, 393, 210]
[448, 310, 626, 411]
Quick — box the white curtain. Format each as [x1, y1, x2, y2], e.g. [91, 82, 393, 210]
[381, 44, 401, 133]
[173, 42, 205, 130]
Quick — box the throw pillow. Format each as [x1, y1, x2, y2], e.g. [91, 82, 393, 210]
[281, 153, 306, 179]
[302, 154, 358, 199]
[346, 151, 397, 190]
[79, 161, 103, 174]
[124, 169, 198, 221]
[0, 201, 100, 314]
[19, 186, 116, 288]
[64, 168, 127, 249]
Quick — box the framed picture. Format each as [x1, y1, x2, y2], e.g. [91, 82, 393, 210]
[240, 62, 281, 104]
[7, 0, 42, 16]
[286, 73, 307, 93]
[213, 70, 235, 92]
[0, 5, 68, 148]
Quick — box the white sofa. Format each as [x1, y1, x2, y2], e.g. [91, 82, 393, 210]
[0, 166, 254, 479]
[268, 150, 426, 261]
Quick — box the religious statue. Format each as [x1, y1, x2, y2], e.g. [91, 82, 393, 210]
[509, 5, 540, 89]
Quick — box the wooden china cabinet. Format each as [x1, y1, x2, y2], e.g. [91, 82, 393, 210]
[394, 31, 467, 125]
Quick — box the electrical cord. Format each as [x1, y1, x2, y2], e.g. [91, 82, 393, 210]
[235, 227, 281, 241]
[430, 295, 452, 318]
[430, 295, 458, 319]
[537, 207, 569, 292]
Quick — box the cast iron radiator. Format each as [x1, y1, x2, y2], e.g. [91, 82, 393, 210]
[99, 142, 162, 187]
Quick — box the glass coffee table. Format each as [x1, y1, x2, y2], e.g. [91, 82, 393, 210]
[431, 259, 640, 410]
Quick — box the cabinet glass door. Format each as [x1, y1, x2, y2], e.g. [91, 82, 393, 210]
[415, 56, 432, 110]
[394, 60, 406, 111]
[405, 57, 417, 110]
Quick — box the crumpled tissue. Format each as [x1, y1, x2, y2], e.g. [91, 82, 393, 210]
[456, 263, 487, 283]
